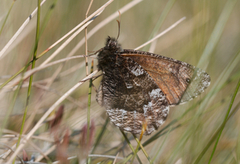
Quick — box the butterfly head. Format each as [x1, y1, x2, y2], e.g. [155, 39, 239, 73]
[97, 37, 123, 71]
[104, 36, 122, 52]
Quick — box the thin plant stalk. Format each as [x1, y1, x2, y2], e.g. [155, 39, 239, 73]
[0, 0, 47, 60]
[0, 1, 15, 36]
[0, 77, 24, 137]
[131, 133, 151, 163]
[87, 60, 94, 164]
[147, 0, 176, 52]
[120, 130, 142, 164]
[151, 126, 172, 164]
[84, 0, 93, 76]
[0, 0, 111, 90]
[131, 122, 150, 163]
[6, 70, 98, 163]
[13, 1, 41, 164]
[208, 79, 240, 163]
[91, 118, 109, 154]
[194, 94, 240, 163]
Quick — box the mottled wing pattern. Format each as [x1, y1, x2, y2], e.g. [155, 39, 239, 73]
[96, 57, 169, 135]
[121, 49, 211, 105]
[97, 37, 211, 135]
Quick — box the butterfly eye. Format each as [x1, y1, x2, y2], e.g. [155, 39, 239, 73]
[108, 41, 117, 50]
[186, 78, 191, 83]
[111, 41, 117, 47]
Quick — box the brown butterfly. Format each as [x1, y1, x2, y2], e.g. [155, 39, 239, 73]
[96, 36, 210, 135]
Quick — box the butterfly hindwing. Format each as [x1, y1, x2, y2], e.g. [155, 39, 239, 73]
[97, 56, 169, 135]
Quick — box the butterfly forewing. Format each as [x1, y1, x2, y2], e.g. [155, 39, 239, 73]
[121, 49, 211, 105]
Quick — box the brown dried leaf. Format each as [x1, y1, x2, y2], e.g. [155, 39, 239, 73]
[56, 129, 70, 164]
[22, 149, 29, 162]
[50, 105, 64, 132]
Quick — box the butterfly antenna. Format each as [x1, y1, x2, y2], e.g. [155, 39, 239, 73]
[116, 11, 121, 40]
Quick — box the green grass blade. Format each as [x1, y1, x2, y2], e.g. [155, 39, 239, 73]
[91, 118, 109, 154]
[120, 131, 142, 164]
[13, 1, 41, 163]
[0, 1, 15, 36]
[197, 0, 238, 69]
[208, 79, 240, 163]
[143, 0, 176, 51]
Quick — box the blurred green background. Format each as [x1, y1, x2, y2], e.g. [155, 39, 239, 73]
[0, 0, 240, 163]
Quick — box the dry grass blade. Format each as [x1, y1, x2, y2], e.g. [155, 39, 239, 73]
[1, 1, 239, 163]
[66, 0, 142, 58]
[135, 17, 186, 50]
[0, 0, 47, 60]
[40, 0, 113, 66]
[6, 70, 98, 164]
[0, 55, 85, 91]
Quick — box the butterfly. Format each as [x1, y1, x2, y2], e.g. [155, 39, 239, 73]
[96, 36, 210, 135]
